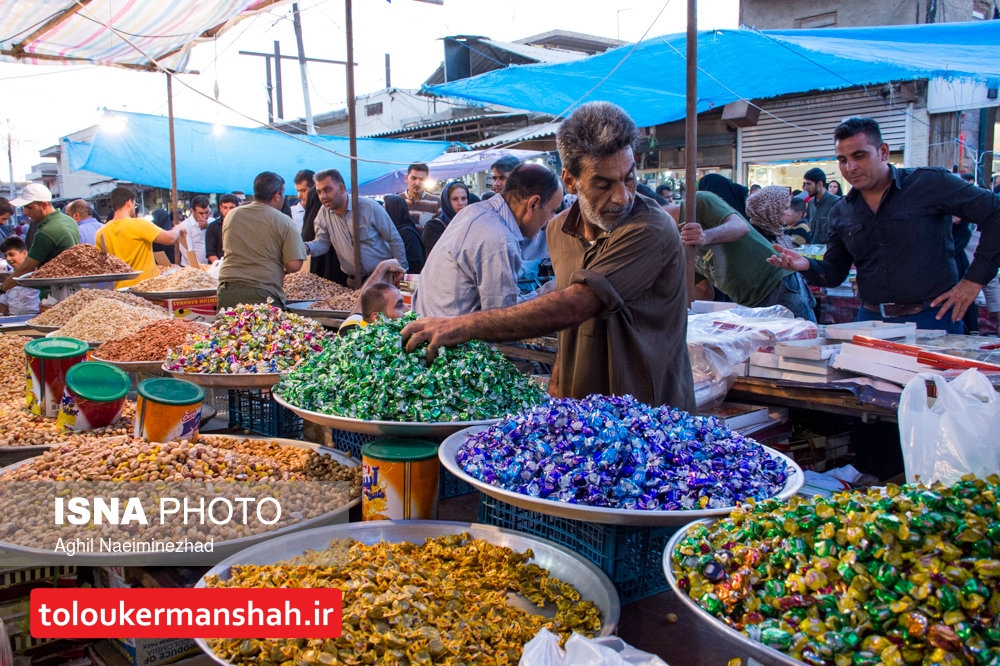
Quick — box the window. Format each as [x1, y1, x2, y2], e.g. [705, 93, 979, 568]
[795, 12, 837, 28]
[365, 102, 383, 117]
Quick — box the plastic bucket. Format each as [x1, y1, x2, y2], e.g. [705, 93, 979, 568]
[24, 337, 89, 417]
[134, 377, 205, 443]
[361, 439, 440, 521]
[57, 361, 130, 431]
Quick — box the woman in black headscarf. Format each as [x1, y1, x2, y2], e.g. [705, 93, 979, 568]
[383, 195, 425, 274]
[423, 181, 471, 257]
[697, 173, 749, 219]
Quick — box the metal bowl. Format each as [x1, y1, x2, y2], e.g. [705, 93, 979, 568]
[20, 322, 60, 332]
[127, 288, 217, 299]
[663, 520, 804, 665]
[15, 271, 141, 287]
[272, 390, 500, 437]
[194, 520, 620, 665]
[162, 365, 282, 388]
[285, 300, 351, 319]
[439, 426, 805, 526]
[90, 356, 169, 373]
[0, 436, 359, 565]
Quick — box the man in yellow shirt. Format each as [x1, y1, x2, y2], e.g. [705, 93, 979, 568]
[96, 186, 185, 289]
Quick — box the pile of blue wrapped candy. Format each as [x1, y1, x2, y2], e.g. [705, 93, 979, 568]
[456, 394, 792, 511]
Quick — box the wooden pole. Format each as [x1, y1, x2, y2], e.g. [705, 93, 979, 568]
[345, 0, 362, 288]
[684, 0, 698, 306]
[167, 72, 180, 261]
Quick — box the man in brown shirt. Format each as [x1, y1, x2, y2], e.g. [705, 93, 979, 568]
[402, 102, 694, 411]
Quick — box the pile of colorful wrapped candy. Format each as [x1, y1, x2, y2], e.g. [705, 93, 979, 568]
[671, 477, 1000, 665]
[164, 302, 326, 374]
[456, 394, 792, 510]
[276, 312, 545, 422]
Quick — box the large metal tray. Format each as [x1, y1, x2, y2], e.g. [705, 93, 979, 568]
[163, 365, 282, 389]
[127, 288, 217, 299]
[664, 520, 803, 666]
[286, 300, 350, 319]
[272, 390, 500, 437]
[0, 436, 359, 566]
[0, 314, 39, 331]
[90, 356, 169, 373]
[15, 271, 141, 287]
[19, 321, 59, 332]
[194, 520, 620, 665]
[439, 426, 805, 526]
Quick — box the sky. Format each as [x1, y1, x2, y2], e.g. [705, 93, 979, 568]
[0, 0, 739, 185]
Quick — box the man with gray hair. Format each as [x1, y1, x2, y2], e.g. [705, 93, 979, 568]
[65, 199, 102, 245]
[402, 102, 694, 411]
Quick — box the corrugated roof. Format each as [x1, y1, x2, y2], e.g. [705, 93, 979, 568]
[472, 120, 562, 148]
[367, 112, 520, 138]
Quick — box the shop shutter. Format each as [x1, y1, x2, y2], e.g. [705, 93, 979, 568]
[739, 87, 909, 165]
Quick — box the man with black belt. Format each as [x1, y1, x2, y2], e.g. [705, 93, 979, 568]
[768, 116, 1000, 332]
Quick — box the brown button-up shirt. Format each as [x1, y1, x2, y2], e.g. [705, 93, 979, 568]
[547, 194, 695, 411]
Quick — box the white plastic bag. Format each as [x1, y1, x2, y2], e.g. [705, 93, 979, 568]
[519, 629, 668, 666]
[898, 369, 1000, 485]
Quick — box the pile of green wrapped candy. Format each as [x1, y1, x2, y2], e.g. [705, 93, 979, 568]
[671, 476, 1000, 665]
[275, 312, 546, 422]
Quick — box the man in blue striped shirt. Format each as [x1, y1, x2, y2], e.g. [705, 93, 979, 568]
[413, 164, 562, 317]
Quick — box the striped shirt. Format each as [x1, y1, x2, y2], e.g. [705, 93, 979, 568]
[306, 196, 408, 276]
[414, 195, 531, 317]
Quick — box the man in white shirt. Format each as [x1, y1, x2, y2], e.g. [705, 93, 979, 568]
[179, 195, 211, 266]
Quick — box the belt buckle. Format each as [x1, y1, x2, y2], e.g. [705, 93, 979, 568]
[878, 303, 893, 318]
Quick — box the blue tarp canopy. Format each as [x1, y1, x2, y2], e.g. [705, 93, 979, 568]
[358, 147, 546, 195]
[424, 21, 1000, 128]
[66, 110, 452, 194]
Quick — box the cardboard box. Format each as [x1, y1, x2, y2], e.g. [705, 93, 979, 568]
[112, 637, 200, 666]
[147, 296, 217, 322]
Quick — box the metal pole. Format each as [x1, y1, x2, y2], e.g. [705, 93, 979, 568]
[384, 53, 391, 89]
[167, 73, 180, 257]
[6, 119, 14, 198]
[274, 40, 284, 120]
[292, 3, 315, 135]
[684, 0, 697, 306]
[265, 55, 274, 124]
[345, 0, 362, 288]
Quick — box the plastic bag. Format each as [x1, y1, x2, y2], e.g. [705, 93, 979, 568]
[687, 305, 819, 411]
[519, 629, 668, 666]
[898, 369, 1000, 485]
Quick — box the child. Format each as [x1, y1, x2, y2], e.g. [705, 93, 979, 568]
[338, 259, 406, 335]
[0, 237, 40, 316]
[339, 282, 405, 335]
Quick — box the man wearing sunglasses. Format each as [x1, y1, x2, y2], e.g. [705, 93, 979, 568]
[1, 183, 79, 294]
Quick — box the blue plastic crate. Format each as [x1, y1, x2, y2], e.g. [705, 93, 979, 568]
[477, 494, 676, 603]
[439, 466, 477, 499]
[227, 389, 303, 439]
[328, 428, 378, 459]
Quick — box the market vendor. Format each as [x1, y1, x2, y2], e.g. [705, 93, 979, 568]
[304, 168, 408, 288]
[413, 163, 562, 317]
[0, 183, 78, 294]
[768, 116, 1000, 332]
[96, 186, 186, 289]
[402, 102, 695, 411]
[672, 190, 816, 322]
[217, 171, 306, 309]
